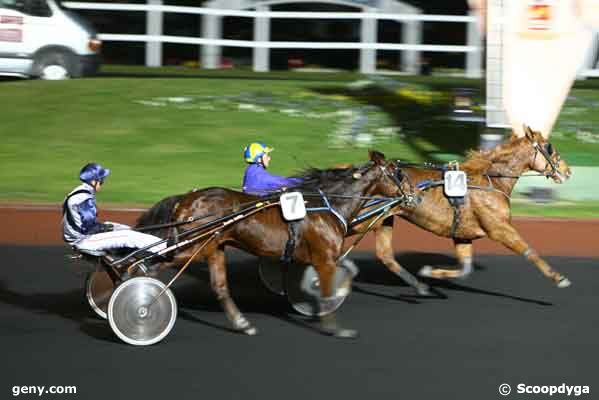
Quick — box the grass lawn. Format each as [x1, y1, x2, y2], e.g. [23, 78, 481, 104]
[511, 200, 599, 219]
[1, 65, 598, 218]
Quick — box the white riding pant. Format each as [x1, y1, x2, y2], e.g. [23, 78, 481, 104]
[74, 222, 166, 254]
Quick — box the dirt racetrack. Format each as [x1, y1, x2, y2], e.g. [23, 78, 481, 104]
[1, 204, 597, 256]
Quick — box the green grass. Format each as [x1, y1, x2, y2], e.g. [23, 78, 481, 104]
[1, 65, 598, 218]
[0, 75, 420, 204]
[511, 200, 599, 219]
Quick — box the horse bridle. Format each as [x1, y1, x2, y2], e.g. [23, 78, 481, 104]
[379, 163, 416, 205]
[527, 135, 562, 179]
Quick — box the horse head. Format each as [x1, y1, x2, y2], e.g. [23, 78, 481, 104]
[367, 150, 411, 199]
[523, 126, 572, 183]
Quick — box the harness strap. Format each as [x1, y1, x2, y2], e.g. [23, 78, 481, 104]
[281, 220, 301, 264]
[62, 189, 93, 235]
[415, 180, 444, 191]
[450, 203, 461, 238]
[363, 198, 388, 208]
[350, 198, 401, 227]
[317, 189, 348, 234]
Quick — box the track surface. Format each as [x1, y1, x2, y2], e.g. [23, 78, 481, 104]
[1, 246, 597, 399]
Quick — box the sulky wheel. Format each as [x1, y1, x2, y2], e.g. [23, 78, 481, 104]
[85, 269, 116, 319]
[286, 264, 353, 317]
[258, 257, 286, 296]
[108, 277, 177, 346]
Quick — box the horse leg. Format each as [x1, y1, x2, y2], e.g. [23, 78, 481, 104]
[419, 239, 474, 280]
[374, 218, 431, 295]
[486, 224, 571, 288]
[207, 245, 258, 335]
[313, 260, 358, 339]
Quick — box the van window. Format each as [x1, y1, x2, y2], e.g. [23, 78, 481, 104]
[0, 0, 52, 17]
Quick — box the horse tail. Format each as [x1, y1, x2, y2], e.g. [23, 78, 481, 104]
[136, 194, 185, 237]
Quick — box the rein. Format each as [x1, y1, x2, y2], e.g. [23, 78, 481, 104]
[136, 196, 281, 233]
[116, 200, 282, 268]
[137, 192, 406, 233]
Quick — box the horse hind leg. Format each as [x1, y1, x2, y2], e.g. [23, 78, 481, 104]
[374, 222, 431, 295]
[419, 239, 474, 280]
[487, 224, 571, 288]
[313, 261, 358, 339]
[208, 246, 258, 335]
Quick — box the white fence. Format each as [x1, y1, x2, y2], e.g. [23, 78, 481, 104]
[63, 1, 483, 76]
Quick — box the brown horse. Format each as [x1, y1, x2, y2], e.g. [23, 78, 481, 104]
[143, 150, 407, 338]
[349, 126, 572, 291]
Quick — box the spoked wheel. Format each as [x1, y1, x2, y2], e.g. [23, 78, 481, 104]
[85, 269, 116, 319]
[258, 257, 285, 296]
[286, 264, 354, 317]
[108, 277, 177, 346]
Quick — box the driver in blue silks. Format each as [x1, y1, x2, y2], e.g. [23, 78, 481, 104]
[62, 162, 166, 256]
[242, 142, 301, 196]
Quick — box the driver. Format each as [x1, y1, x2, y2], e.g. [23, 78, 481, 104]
[242, 142, 301, 196]
[62, 163, 166, 258]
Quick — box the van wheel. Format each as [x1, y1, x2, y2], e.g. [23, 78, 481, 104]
[33, 51, 74, 80]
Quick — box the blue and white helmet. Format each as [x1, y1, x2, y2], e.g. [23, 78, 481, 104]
[79, 163, 110, 184]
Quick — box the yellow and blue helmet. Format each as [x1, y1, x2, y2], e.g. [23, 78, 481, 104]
[243, 142, 273, 163]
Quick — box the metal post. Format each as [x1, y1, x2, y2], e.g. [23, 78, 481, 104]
[201, 14, 222, 69]
[360, 9, 377, 74]
[253, 4, 270, 72]
[402, 20, 421, 74]
[145, 0, 163, 67]
[466, 11, 483, 78]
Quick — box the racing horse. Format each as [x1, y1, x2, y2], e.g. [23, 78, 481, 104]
[142, 150, 407, 338]
[350, 126, 572, 291]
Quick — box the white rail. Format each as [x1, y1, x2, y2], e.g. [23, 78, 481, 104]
[62, 2, 482, 75]
[64, 2, 476, 22]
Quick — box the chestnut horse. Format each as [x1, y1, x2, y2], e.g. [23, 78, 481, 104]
[140, 151, 406, 338]
[350, 127, 572, 291]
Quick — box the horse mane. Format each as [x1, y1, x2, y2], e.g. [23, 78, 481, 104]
[291, 163, 369, 194]
[461, 135, 524, 174]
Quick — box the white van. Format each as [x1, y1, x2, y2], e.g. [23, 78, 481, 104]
[0, 0, 101, 79]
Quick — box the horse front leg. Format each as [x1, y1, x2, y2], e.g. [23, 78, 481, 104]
[313, 260, 358, 339]
[208, 245, 258, 335]
[374, 218, 431, 295]
[419, 239, 474, 280]
[486, 224, 571, 288]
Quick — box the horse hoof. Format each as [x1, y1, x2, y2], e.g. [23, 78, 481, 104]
[456, 271, 471, 281]
[233, 316, 257, 334]
[418, 265, 433, 278]
[416, 284, 432, 296]
[334, 328, 359, 339]
[243, 326, 258, 336]
[557, 277, 572, 288]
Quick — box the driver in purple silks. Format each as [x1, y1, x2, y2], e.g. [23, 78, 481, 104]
[241, 142, 302, 196]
